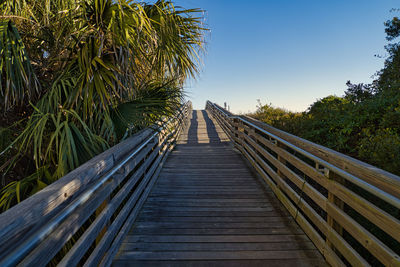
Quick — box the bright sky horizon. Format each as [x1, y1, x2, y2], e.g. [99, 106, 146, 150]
[173, 0, 399, 113]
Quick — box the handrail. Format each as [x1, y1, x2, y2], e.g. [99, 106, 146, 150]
[206, 100, 400, 267]
[0, 101, 192, 266]
[208, 102, 400, 209]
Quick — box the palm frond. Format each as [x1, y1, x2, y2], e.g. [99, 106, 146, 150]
[0, 166, 50, 211]
[10, 107, 108, 178]
[0, 0, 206, 211]
[142, 0, 207, 81]
[111, 79, 184, 139]
[0, 20, 40, 111]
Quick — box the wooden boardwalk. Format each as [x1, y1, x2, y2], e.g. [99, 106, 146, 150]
[113, 110, 327, 266]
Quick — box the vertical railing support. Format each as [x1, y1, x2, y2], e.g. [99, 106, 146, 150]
[326, 171, 345, 250]
[276, 142, 287, 179]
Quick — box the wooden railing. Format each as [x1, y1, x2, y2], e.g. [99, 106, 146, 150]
[206, 101, 400, 267]
[0, 101, 192, 267]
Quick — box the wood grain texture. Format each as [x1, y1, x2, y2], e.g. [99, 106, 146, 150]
[0, 103, 192, 267]
[113, 110, 326, 267]
[0, 128, 154, 247]
[242, 114, 400, 199]
[206, 102, 400, 267]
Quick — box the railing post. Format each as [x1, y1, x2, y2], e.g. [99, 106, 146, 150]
[235, 119, 244, 147]
[95, 197, 109, 245]
[276, 142, 287, 179]
[325, 169, 344, 250]
[247, 124, 257, 141]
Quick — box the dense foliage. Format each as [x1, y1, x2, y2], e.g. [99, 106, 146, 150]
[250, 17, 400, 176]
[0, 0, 206, 209]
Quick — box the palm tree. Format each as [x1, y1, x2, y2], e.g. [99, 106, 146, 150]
[0, 0, 206, 210]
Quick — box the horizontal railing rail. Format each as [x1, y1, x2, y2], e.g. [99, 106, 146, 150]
[206, 100, 400, 267]
[0, 101, 192, 267]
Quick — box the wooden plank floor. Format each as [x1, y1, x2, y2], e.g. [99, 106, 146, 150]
[113, 110, 327, 266]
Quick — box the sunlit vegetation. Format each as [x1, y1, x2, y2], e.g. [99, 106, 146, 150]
[249, 15, 400, 176]
[0, 0, 206, 210]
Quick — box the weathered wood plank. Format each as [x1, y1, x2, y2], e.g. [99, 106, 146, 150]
[243, 114, 400, 198]
[98, 136, 180, 267]
[113, 259, 327, 267]
[210, 102, 399, 266]
[126, 234, 311, 243]
[133, 222, 299, 229]
[119, 241, 317, 251]
[143, 202, 272, 208]
[140, 207, 275, 212]
[145, 197, 275, 203]
[115, 250, 324, 260]
[114, 109, 325, 266]
[235, 133, 344, 267]
[85, 136, 170, 266]
[136, 216, 291, 223]
[0, 128, 154, 245]
[56, 142, 161, 266]
[138, 211, 286, 217]
[0, 103, 192, 266]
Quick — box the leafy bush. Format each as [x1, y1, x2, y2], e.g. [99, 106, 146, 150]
[249, 89, 400, 176]
[358, 128, 400, 174]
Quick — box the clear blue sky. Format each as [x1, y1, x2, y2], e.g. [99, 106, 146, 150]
[173, 0, 399, 113]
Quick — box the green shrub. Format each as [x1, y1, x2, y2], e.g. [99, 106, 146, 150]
[358, 128, 400, 174]
[249, 91, 400, 176]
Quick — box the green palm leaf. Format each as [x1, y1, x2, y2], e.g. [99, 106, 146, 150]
[111, 79, 184, 139]
[0, 20, 40, 111]
[0, 0, 207, 211]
